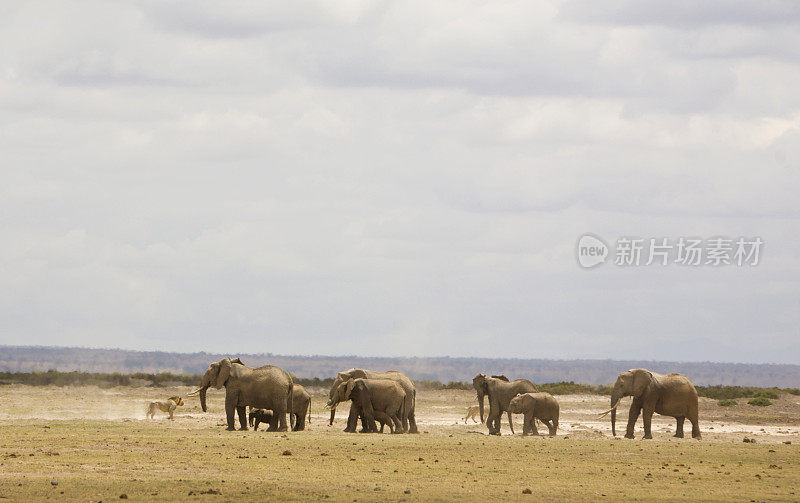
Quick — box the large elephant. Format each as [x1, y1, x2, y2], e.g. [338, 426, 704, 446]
[188, 358, 293, 431]
[328, 369, 417, 433]
[509, 392, 559, 436]
[327, 378, 406, 433]
[473, 374, 538, 435]
[600, 368, 701, 439]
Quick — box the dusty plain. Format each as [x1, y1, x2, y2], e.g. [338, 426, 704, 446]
[1, 385, 799, 501]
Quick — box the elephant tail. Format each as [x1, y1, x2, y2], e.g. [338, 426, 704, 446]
[287, 381, 294, 423]
[401, 395, 406, 431]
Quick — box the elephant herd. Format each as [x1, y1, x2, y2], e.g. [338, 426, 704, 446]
[187, 358, 701, 439]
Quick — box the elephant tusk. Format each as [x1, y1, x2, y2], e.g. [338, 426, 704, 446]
[598, 396, 623, 417]
[186, 388, 203, 397]
[598, 407, 616, 418]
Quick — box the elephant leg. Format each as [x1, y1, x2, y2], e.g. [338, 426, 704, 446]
[224, 394, 237, 431]
[530, 416, 539, 436]
[641, 407, 654, 439]
[521, 413, 529, 436]
[237, 406, 248, 430]
[625, 401, 640, 439]
[294, 412, 306, 431]
[674, 416, 685, 438]
[690, 411, 701, 439]
[507, 411, 515, 435]
[276, 409, 289, 432]
[407, 406, 419, 434]
[253, 417, 260, 431]
[265, 413, 278, 431]
[393, 415, 404, 434]
[345, 406, 358, 433]
[488, 411, 501, 435]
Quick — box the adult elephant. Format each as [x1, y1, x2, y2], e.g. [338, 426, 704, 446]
[473, 374, 538, 435]
[188, 358, 293, 431]
[600, 369, 701, 439]
[327, 378, 406, 433]
[328, 369, 418, 433]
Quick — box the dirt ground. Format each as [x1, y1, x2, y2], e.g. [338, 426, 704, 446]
[1, 385, 799, 501]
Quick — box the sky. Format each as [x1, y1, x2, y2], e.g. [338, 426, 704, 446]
[0, 1, 798, 363]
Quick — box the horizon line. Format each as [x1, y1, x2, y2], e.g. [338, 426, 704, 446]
[2, 344, 798, 367]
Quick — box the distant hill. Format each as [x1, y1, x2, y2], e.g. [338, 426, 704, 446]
[1, 345, 798, 387]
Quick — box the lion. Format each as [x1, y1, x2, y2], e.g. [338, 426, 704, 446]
[146, 396, 184, 420]
[464, 405, 483, 423]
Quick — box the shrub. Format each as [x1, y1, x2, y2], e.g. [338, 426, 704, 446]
[753, 390, 779, 400]
[747, 397, 772, 407]
[787, 388, 800, 396]
[696, 386, 783, 400]
[717, 399, 737, 407]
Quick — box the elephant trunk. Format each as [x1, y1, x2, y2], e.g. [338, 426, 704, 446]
[609, 388, 623, 437]
[611, 407, 616, 437]
[200, 386, 209, 412]
[329, 406, 336, 425]
[477, 389, 485, 423]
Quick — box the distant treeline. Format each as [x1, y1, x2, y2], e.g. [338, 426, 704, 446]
[0, 370, 343, 390]
[2, 371, 797, 399]
[5, 345, 800, 387]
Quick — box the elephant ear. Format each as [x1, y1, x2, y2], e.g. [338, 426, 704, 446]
[523, 393, 535, 410]
[214, 358, 232, 389]
[344, 378, 357, 400]
[631, 369, 653, 398]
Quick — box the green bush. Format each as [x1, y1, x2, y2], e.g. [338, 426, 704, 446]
[747, 397, 772, 407]
[717, 399, 737, 407]
[538, 381, 611, 396]
[753, 390, 779, 399]
[787, 388, 800, 396]
[696, 385, 783, 400]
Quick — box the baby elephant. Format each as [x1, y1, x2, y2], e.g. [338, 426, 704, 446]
[147, 396, 184, 420]
[248, 408, 275, 431]
[509, 392, 559, 436]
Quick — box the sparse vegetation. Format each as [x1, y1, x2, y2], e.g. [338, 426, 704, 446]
[753, 390, 779, 399]
[0, 370, 334, 389]
[694, 385, 785, 400]
[717, 399, 737, 407]
[538, 381, 614, 395]
[747, 397, 773, 407]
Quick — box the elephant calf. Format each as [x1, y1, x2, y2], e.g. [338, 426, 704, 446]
[248, 408, 274, 431]
[289, 384, 311, 431]
[509, 392, 559, 436]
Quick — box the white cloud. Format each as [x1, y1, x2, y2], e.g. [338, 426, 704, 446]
[0, 1, 798, 363]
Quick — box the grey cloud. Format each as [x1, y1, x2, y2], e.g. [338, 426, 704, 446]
[560, 0, 800, 27]
[0, 1, 798, 363]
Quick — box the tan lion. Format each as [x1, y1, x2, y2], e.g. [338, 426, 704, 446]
[464, 405, 483, 423]
[146, 396, 184, 420]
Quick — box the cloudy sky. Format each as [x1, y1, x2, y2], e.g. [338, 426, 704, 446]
[1, 1, 798, 363]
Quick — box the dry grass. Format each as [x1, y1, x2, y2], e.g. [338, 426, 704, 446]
[1, 386, 799, 501]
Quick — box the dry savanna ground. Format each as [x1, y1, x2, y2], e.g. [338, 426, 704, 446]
[1, 385, 799, 501]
